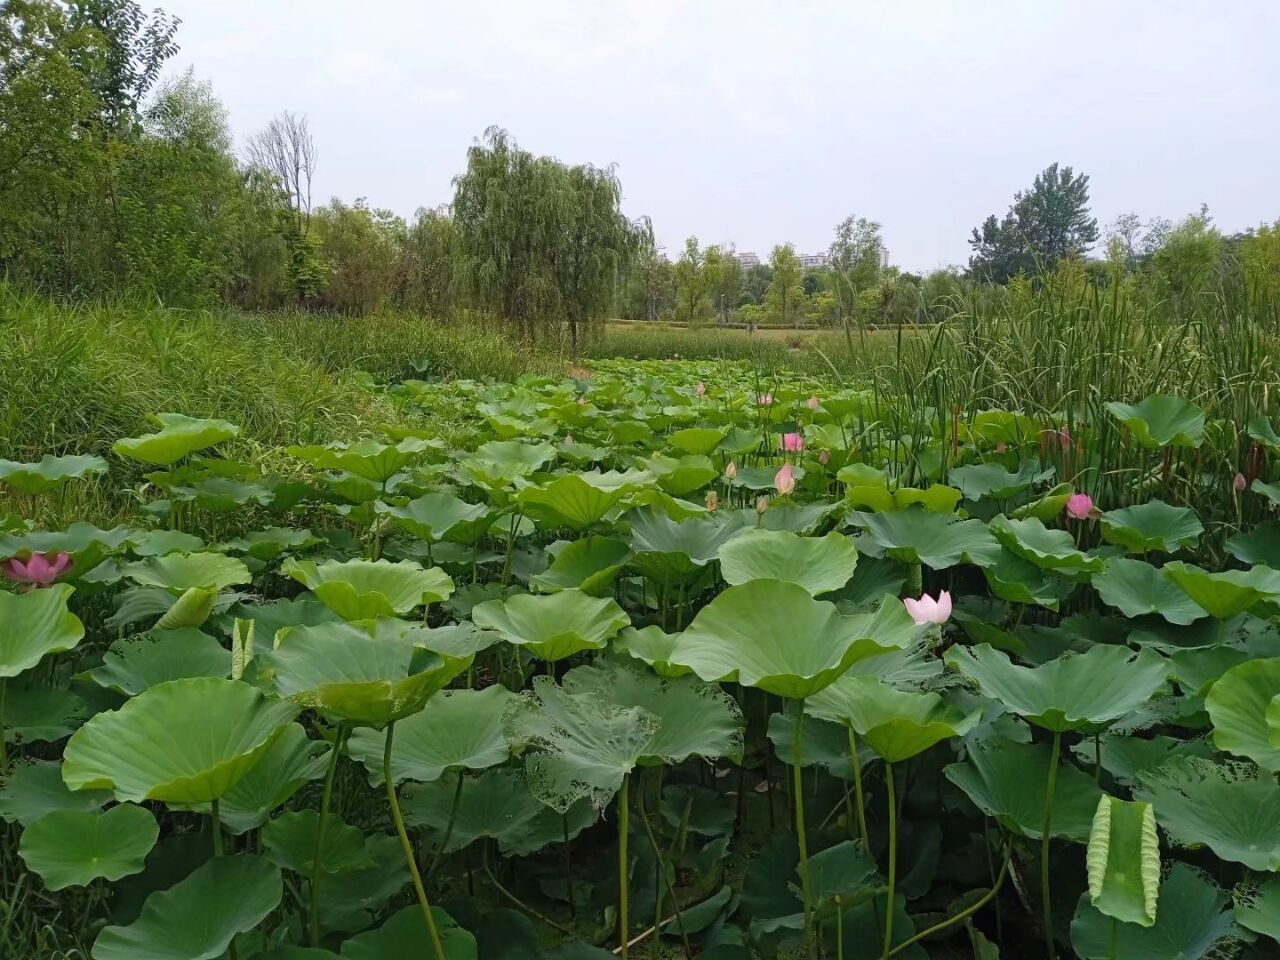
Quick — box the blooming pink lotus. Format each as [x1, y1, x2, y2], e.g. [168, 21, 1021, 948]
[725, 461, 738, 481]
[774, 462, 796, 496]
[757, 393, 774, 407]
[1065, 493, 1094, 520]
[4, 551, 72, 588]
[695, 382, 706, 397]
[1234, 472, 1248, 493]
[903, 590, 952, 626]
[780, 432, 805, 453]
[807, 395, 820, 412]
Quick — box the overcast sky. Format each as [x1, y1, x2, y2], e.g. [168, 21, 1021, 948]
[162, 1, 1279, 272]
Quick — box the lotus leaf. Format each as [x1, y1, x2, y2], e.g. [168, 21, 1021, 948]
[1092, 558, 1206, 624]
[1100, 500, 1203, 554]
[81, 628, 230, 695]
[282, 557, 454, 621]
[988, 514, 1103, 574]
[20, 803, 158, 890]
[530, 536, 631, 596]
[1204, 656, 1280, 770]
[626, 507, 749, 581]
[518, 471, 649, 530]
[981, 547, 1077, 610]
[948, 459, 1054, 501]
[263, 809, 373, 875]
[847, 509, 1001, 569]
[1235, 876, 1280, 944]
[0, 584, 84, 677]
[112, 413, 241, 466]
[674, 582, 924, 699]
[1105, 394, 1206, 448]
[0, 522, 130, 577]
[374, 492, 490, 543]
[471, 588, 629, 661]
[807, 676, 980, 762]
[668, 426, 728, 456]
[0, 454, 107, 495]
[1225, 521, 1280, 567]
[612, 625, 691, 677]
[288, 437, 435, 484]
[3, 684, 89, 744]
[1162, 562, 1280, 619]
[1085, 794, 1160, 926]
[340, 904, 476, 960]
[123, 551, 250, 593]
[0, 760, 110, 825]
[62, 677, 298, 803]
[718, 529, 857, 596]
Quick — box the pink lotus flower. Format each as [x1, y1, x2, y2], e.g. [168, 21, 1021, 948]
[4, 552, 72, 588]
[807, 395, 820, 412]
[818, 449, 831, 466]
[756, 495, 770, 515]
[695, 382, 706, 397]
[724, 461, 738, 481]
[757, 393, 774, 407]
[1234, 472, 1248, 493]
[780, 432, 805, 453]
[1065, 493, 1094, 520]
[903, 590, 952, 626]
[774, 462, 796, 496]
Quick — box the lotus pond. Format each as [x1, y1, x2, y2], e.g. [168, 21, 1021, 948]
[5, 359, 1280, 959]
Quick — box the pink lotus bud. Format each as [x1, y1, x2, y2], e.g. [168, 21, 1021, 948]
[774, 462, 796, 496]
[818, 449, 831, 465]
[1065, 493, 1094, 520]
[705, 489, 719, 512]
[725, 461, 738, 481]
[996, 441, 1007, 454]
[757, 393, 774, 407]
[3, 551, 72, 588]
[756, 495, 770, 515]
[1234, 472, 1248, 492]
[903, 590, 952, 626]
[695, 382, 706, 397]
[807, 395, 820, 412]
[780, 432, 805, 453]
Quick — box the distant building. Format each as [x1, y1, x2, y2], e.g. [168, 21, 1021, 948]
[734, 251, 761, 268]
[880, 247, 890, 269]
[799, 252, 829, 269]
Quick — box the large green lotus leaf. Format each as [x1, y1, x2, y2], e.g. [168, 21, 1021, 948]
[0, 454, 108, 494]
[1070, 863, 1238, 960]
[264, 620, 465, 727]
[945, 643, 1169, 733]
[282, 558, 454, 621]
[91, 854, 282, 960]
[81, 628, 230, 695]
[948, 459, 1053, 501]
[222, 526, 319, 562]
[340, 904, 475, 960]
[751, 500, 839, 534]
[981, 547, 1077, 610]
[988, 514, 1102, 574]
[471, 589, 629, 662]
[674, 582, 924, 699]
[964, 409, 1041, 445]
[518, 471, 649, 530]
[1011, 482, 1076, 522]
[626, 487, 708, 522]
[1205, 657, 1280, 770]
[506, 676, 657, 811]
[400, 767, 597, 856]
[262, 809, 373, 875]
[643, 452, 719, 496]
[4, 684, 89, 744]
[0, 760, 110, 826]
[667, 426, 729, 456]
[374, 492, 489, 543]
[123, 551, 250, 594]
[288, 437, 434, 483]
[530, 537, 631, 596]
[1105, 394, 1205, 449]
[1252, 479, 1280, 508]
[612, 626, 691, 677]
[1071, 733, 1213, 787]
[457, 441, 557, 492]
[807, 676, 979, 763]
[767, 706, 863, 780]
[0, 522, 131, 578]
[1225, 521, 1280, 567]
[1162, 562, 1280, 619]
[1100, 501, 1204, 554]
[1086, 795, 1160, 927]
[257, 950, 340, 960]
[718, 529, 857, 596]
[62, 677, 298, 804]
[1235, 876, 1280, 944]
[847, 509, 1001, 569]
[184, 722, 330, 834]
[20, 803, 158, 890]
[560, 661, 744, 765]
[843, 481, 961, 514]
[944, 737, 1102, 840]
[311, 833, 409, 933]
[626, 507, 750, 581]
[0, 584, 84, 677]
[347, 685, 518, 785]
[1092, 558, 1207, 624]
[112, 413, 241, 466]
[1135, 758, 1280, 870]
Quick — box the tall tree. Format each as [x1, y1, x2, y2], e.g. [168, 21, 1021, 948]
[702, 244, 741, 326]
[968, 163, 1099, 282]
[765, 244, 803, 327]
[827, 214, 883, 344]
[672, 236, 707, 326]
[245, 111, 317, 232]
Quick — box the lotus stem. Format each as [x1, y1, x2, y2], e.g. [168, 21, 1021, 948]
[881, 761, 897, 960]
[887, 846, 1009, 956]
[563, 813, 577, 921]
[1041, 730, 1062, 960]
[792, 702, 814, 960]
[618, 771, 631, 958]
[0, 678, 7, 770]
[848, 726, 869, 849]
[481, 840, 575, 937]
[426, 768, 464, 882]
[638, 782, 692, 959]
[1109, 916, 1118, 960]
[309, 722, 345, 946]
[384, 721, 447, 960]
[836, 895, 844, 959]
[906, 561, 922, 597]
[211, 798, 224, 857]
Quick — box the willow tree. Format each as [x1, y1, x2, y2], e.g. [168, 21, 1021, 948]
[452, 127, 644, 352]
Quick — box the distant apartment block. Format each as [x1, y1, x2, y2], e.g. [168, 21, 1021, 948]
[734, 251, 761, 268]
[798, 252, 828, 268]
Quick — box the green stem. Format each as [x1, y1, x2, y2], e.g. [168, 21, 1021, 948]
[384, 722, 446, 960]
[836, 896, 844, 960]
[1109, 915, 1118, 960]
[1042, 730, 1062, 960]
[211, 798, 224, 857]
[887, 847, 1010, 956]
[1093, 733, 1102, 782]
[848, 726, 869, 849]
[793, 702, 814, 960]
[426, 768, 464, 883]
[481, 840, 576, 936]
[0, 677, 7, 770]
[882, 761, 897, 960]
[638, 783, 692, 960]
[906, 561, 922, 597]
[619, 771, 631, 958]
[310, 721, 345, 946]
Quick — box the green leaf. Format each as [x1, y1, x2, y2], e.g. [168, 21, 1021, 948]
[945, 643, 1169, 733]
[20, 803, 158, 890]
[1085, 794, 1160, 927]
[0, 584, 84, 678]
[948, 459, 1053, 501]
[1161, 561, 1280, 618]
[123, 551, 250, 593]
[81, 628, 230, 695]
[612, 626, 692, 678]
[3, 684, 89, 744]
[282, 558, 454, 621]
[91, 855, 282, 960]
[1225, 521, 1280, 567]
[1091, 558, 1206, 624]
[340, 904, 476, 960]
[989, 514, 1102, 574]
[262, 809, 373, 875]
[807, 676, 979, 762]
[944, 738, 1102, 840]
[471, 589, 629, 662]
[0, 454, 107, 495]
[374, 492, 490, 543]
[625, 507, 749, 581]
[847, 509, 1001, 569]
[112, 414, 240, 466]
[347, 685, 518, 785]
[674, 583, 925, 699]
[1070, 863, 1238, 960]
[289, 437, 435, 483]
[63, 677, 298, 804]
[0, 760, 110, 826]
[1100, 500, 1203, 554]
[1105, 394, 1206, 449]
[1235, 876, 1280, 944]
[518, 471, 649, 530]
[718, 529, 857, 596]
[530, 537, 631, 596]
[668, 426, 728, 456]
[1205, 656, 1280, 770]
[981, 547, 1076, 610]
[0, 522, 130, 579]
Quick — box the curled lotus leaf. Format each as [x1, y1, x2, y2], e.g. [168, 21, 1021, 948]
[0, 584, 85, 678]
[988, 514, 1102, 575]
[0, 454, 107, 495]
[847, 509, 1001, 569]
[1091, 558, 1206, 625]
[287, 437, 435, 484]
[80, 628, 231, 696]
[282, 557, 454, 621]
[1161, 562, 1280, 619]
[471, 588, 629, 662]
[518, 470, 652, 530]
[613, 625, 692, 678]
[373, 491, 490, 543]
[1205, 656, 1280, 771]
[122, 551, 250, 594]
[1085, 794, 1160, 927]
[112, 413, 241, 466]
[530, 536, 631, 596]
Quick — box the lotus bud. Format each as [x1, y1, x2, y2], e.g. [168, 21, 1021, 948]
[756, 495, 769, 515]
[807, 395, 820, 412]
[757, 392, 774, 407]
[818, 449, 830, 466]
[725, 461, 738, 481]
[1234, 472, 1248, 493]
[774, 462, 796, 496]
[780, 432, 805, 453]
[695, 381, 706, 396]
